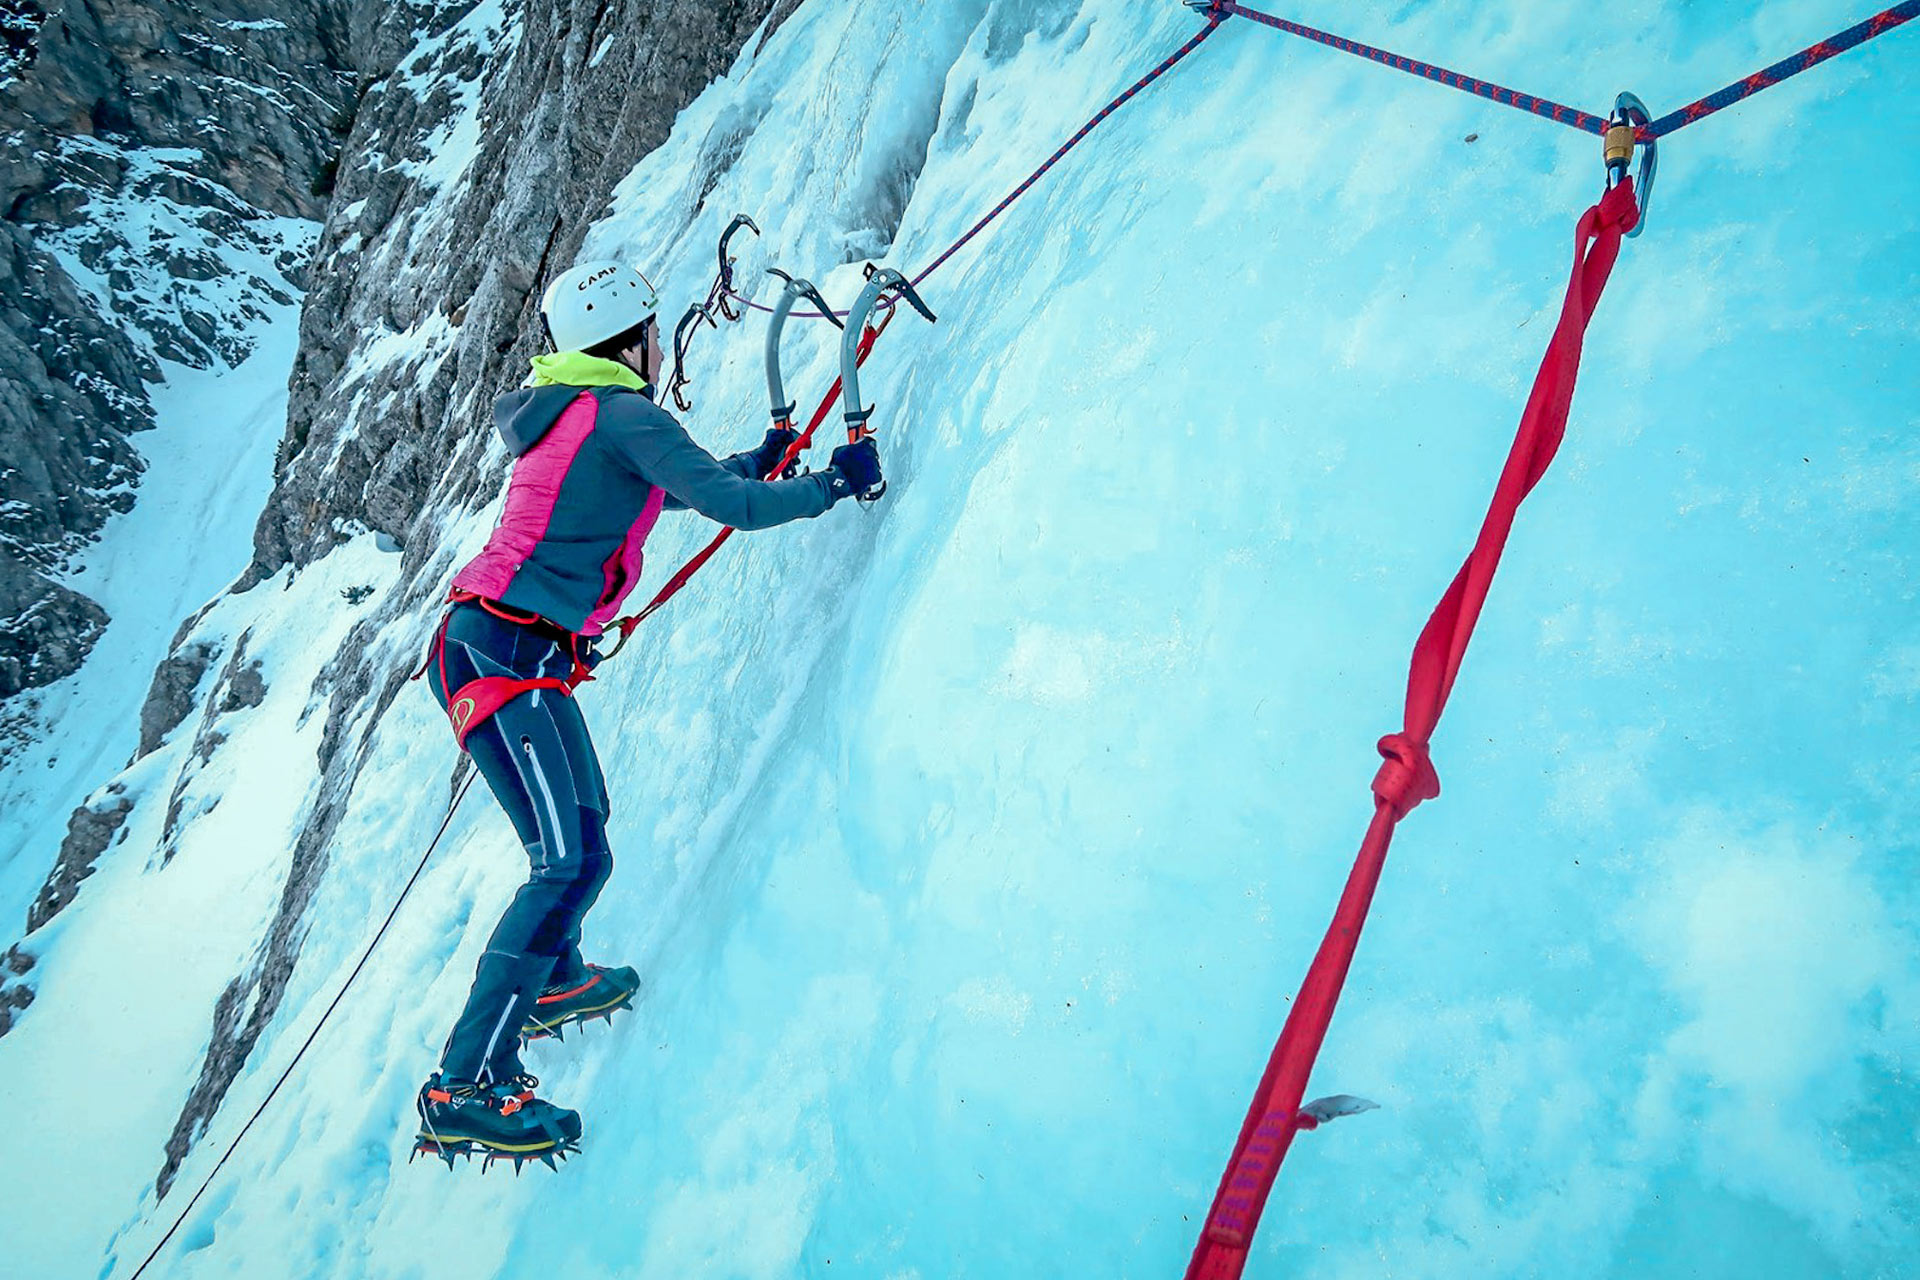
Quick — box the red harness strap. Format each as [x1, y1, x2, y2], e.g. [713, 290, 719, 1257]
[414, 590, 595, 750]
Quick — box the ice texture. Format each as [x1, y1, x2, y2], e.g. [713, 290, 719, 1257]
[1, 1, 1916, 1278]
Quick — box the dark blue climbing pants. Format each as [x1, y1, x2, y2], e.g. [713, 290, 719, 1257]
[426, 600, 613, 1085]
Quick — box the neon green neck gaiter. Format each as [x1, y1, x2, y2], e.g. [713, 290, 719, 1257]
[528, 351, 648, 392]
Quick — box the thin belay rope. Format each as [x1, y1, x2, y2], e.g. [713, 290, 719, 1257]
[128, 769, 480, 1280]
[1185, 178, 1642, 1280]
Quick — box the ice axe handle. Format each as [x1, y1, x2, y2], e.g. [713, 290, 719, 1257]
[843, 407, 883, 503]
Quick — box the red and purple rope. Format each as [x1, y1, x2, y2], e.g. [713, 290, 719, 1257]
[1216, 1, 1916, 140]
[719, 14, 1228, 321]
[1215, 2, 1607, 133]
[1645, 0, 1918, 137]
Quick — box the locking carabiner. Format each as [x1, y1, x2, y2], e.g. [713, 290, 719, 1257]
[1603, 91, 1656, 238]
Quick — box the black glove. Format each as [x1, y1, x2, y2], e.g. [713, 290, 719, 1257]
[828, 437, 883, 498]
[748, 427, 802, 479]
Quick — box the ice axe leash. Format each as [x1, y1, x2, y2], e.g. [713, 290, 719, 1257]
[839, 265, 937, 504]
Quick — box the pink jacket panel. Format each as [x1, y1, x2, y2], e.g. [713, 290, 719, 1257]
[451, 393, 598, 601]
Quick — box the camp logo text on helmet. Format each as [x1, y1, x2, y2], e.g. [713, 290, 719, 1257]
[541, 260, 660, 353]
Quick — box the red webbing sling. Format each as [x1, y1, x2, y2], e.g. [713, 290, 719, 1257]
[1187, 177, 1642, 1280]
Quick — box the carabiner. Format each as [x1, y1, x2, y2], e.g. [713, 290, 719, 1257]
[666, 303, 716, 412]
[714, 214, 760, 321]
[1604, 91, 1656, 238]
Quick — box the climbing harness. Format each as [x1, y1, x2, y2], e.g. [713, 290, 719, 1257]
[133, 4, 1914, 1273]
[418, 591, 595, 749]
[839, 266, 937, 504]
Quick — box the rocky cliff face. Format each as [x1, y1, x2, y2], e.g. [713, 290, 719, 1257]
[0, 0, 356, 707]
[249, 0, 799, 583]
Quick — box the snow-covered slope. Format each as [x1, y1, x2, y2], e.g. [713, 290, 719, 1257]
[3, 1, 1917, 1277]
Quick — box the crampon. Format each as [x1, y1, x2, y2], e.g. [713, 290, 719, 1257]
[520, 963, 640, 1044]
[410, 1132, 582, 1174]
[412, 1072, 581, 1173]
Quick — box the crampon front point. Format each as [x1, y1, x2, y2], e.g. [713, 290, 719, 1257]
[410, 1132, 581, 1174]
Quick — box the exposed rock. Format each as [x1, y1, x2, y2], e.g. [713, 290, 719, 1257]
[0, 943, 37, 1038]
[220, 659, 267, 715]
[156, 632, 266, 861]
[133, 640, 217, 761]
[0, 553, 109, 699]
[0, 0, 358, 707]
[24, 790, 133, 933]
[247, 0, 802, 580]
[0, 977, 32, 1037]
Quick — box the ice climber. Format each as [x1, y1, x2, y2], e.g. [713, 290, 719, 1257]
[414, 260, 882, 1166]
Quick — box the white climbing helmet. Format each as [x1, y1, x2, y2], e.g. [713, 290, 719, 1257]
[540, 260, 659, 352]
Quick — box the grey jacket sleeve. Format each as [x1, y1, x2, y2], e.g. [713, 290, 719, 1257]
[598, 393, 850, 530]
[660, 448, 759, 512]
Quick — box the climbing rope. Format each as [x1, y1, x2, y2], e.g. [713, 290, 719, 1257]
[1210, 2, 1607, 133]
[1642, 0, 1919, 136]
[1210, 1, 1917, 139]
[127, 770, 480, 1280]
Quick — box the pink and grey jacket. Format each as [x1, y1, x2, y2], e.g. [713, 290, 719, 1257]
[452, 383, 849, 636]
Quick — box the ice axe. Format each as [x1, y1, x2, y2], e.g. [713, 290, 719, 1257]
[764, 268, 843, 437]
[839, 265, 936, 504]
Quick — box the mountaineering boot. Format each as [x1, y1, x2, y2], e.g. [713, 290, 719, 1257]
[521, 962, 640, 1043]
[412, 1072, 582, 1171]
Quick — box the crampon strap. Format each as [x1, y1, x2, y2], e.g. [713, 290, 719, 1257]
[411, 590, 594, 749]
